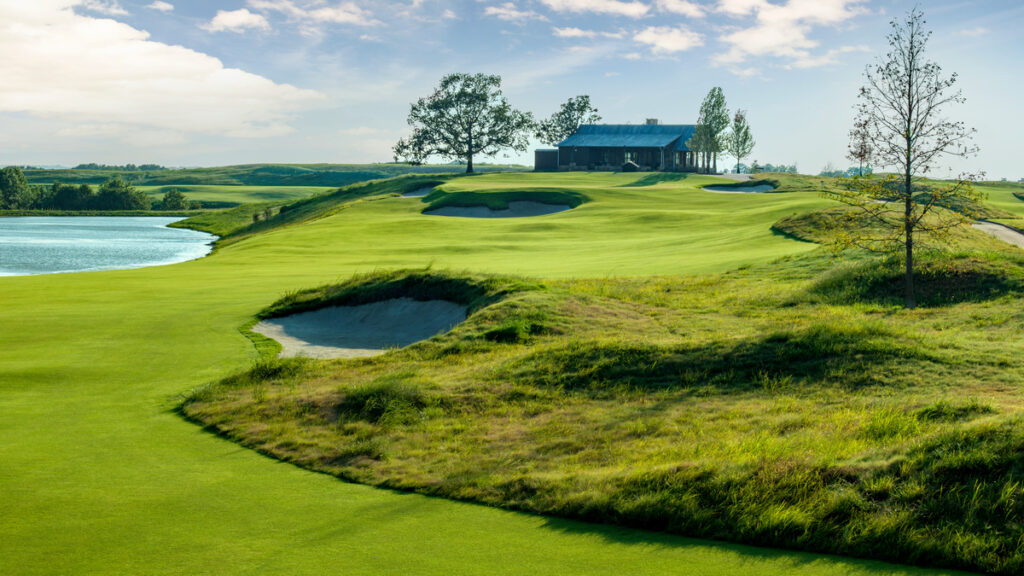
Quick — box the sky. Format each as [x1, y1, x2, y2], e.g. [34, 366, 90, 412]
[0, 0, 1020, 178]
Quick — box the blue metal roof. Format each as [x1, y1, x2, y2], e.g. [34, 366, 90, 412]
[558, 124, 697, 150]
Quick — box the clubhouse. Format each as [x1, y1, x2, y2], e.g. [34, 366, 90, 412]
[535, 120, 700, 172]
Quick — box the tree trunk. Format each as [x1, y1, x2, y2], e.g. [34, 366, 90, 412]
[904, 183, 916, 309]
[466, 131, 474, 173]
[713, 152, 717, 174]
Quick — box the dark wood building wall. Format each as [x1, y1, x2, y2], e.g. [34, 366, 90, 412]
[557, 147, 698, 172]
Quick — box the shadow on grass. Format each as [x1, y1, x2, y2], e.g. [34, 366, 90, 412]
[535, 515, 974, 575]
[499, 322, 932, 395]
[810, 253, 1024, 307]
[617, 173, 692, 187]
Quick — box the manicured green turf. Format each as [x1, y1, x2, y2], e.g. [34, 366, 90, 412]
[0, 172, 970, 575]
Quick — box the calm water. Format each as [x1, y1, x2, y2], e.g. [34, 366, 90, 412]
[0, 217, 216, 276]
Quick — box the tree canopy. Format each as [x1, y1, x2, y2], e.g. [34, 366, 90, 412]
[687, 88, 730, 173]
[724, 110, 755, 174]
[535, 95, 601, 147]
[393, 73, 534, 173]
[94, 177, 151, 211]
[0, 167, 33, 210]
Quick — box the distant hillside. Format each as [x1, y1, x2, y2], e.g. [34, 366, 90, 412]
[21, 163, 529, 187]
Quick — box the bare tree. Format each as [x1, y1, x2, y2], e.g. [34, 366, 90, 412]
[393, 73, 534, 173]
[725, 110, 755, 174]
[824, 6, 981, 308]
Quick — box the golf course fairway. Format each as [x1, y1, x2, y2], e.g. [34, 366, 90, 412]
[0, 173, 970, 575]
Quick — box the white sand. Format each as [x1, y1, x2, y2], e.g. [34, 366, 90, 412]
[425, 201, 571, 218]
[704, 184, 776, 194]
[973, 221, 1024, 249]
[253, 298, 467, 359]
[402, 187, 434, 198]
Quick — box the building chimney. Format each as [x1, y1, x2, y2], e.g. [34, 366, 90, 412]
[645, 118, 659, 125]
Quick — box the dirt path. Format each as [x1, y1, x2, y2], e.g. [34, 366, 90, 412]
[973, 221, 1024, 249]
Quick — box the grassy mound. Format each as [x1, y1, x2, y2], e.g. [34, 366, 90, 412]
[810, 252, 1024, 307]
[423, 187, 589, 212]
[176, 175, 451, 240]
[259, 269, 543, 319]
[701, 179, 778, 192]
[183, 259, 1024, 575]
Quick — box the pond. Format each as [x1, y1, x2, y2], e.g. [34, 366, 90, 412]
[0, 217, 216, 276]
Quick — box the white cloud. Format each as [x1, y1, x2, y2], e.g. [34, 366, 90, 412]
[959, 26, 989, 38]
[553, 26, 625, 39]
[340, 126, 390, 136]
[554, 26, 596, 38]
[484, 2, 547, 21]
[0, 2, 323, 141]
[714, 0, 868, 67]
[146, 1, 174, 12]
[201, 9, 271, 33]
[538, 0, 649, 18]
[441, 9, 457, 19]
[79, 0, 128, 16]
[247, 0, 380, 31]
[788, 44, 868, 68]
[657, 0, 705, 18]
[634, 25, 703, 54]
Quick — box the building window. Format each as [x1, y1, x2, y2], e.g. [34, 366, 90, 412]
[624, 150, 636, 163]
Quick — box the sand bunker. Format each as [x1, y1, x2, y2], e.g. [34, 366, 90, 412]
[253, 297, 467, 359]
[425, 201, 571, 218]
[973, 221, 1024, 249]
[704, 184, 776, 194]
[402, 187, 434, 198]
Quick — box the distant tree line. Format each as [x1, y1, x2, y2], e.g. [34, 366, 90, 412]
[818, 164, 874, 178]
[74, 163, 166, 171]
[742, 162, 797, 174]
[0, 167, 197, 211]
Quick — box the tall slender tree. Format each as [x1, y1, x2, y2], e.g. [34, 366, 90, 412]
[696, 88, 729, 173]
[725, 110, 755, 174]
[393, 73, 534, 173]
[535, 95, 601, 147]
[824, 7, 981, 309]
[684, 124, 712, 173]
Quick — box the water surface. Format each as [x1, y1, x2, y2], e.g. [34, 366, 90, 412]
[0, 217, 215, 276]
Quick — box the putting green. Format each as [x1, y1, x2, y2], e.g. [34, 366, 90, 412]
[0, 172, 966, 575]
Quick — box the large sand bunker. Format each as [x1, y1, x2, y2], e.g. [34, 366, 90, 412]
[704, 184, 776, 194]
[425, 201, 571, 218]
[253, 297, 467, 359]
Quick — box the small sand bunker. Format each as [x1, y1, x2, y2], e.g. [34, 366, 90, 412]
[704, 184, 776, 194]
[402, 187, 434, 198]
[253, 297, 467, 359]
[426, 201, 571, 218]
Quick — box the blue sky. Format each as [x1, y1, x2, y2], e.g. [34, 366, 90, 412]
[0, 0, 1020, 178]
